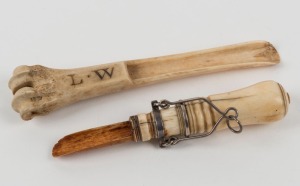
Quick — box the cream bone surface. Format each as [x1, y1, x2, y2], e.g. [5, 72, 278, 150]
[9, 41, 279, 120]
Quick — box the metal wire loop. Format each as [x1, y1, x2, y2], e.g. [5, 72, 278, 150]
[156, 97, 243, 147]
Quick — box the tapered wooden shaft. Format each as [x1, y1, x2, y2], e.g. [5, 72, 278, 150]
[53, 81, 289, 157]
[9, 41, 280, 120]
[52, 121, 133, 157]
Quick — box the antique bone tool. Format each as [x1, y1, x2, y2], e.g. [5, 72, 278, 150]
[9, 41, 279, 120]
[52, 81, 289, 157]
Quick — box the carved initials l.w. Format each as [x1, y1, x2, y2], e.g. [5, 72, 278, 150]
[68, 74, 83, 86]
[93, 67, 114, 80]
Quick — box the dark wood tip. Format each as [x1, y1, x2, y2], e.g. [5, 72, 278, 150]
[52, 121, 133, 157]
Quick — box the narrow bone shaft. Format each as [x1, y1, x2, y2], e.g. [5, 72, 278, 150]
[63, 41, 280, 97]
[133, 81, 289, 142]
[51, 41, 280, 101]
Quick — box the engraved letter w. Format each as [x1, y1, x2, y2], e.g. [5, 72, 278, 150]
[93, 67, 114, 80]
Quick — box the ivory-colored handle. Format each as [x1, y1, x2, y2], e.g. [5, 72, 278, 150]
[135, 81, 289, 142]
[9, 41, 279, 120]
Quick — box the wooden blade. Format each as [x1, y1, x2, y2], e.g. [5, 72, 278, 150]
[52, 121, 133, 157]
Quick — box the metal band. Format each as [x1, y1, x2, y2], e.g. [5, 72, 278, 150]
[151, 101, 165, 139]
[178, 103, 190, 137]
[153, 97, 243, 148]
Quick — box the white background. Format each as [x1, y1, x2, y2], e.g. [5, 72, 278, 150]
[0, 1, 299, 186]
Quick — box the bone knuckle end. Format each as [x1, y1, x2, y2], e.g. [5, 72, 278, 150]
[11, 102, 20, 113]
[11, 99, 28, 113]
[13, 65, 31, 75]
[21, 112, 34, 121]
[12, 88, 38, 111]
[9, 71, 34, 94]
[11, 82, 34, 95]
[14, 87, 36, 98]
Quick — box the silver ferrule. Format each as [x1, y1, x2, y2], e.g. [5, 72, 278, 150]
[151, 100, 165, 139]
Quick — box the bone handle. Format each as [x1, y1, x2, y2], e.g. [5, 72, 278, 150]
[133, 81, 289, 142]
[9, 41, 279, 120]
